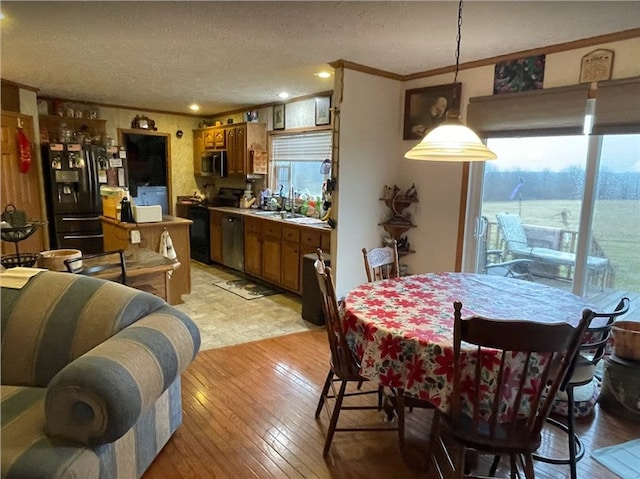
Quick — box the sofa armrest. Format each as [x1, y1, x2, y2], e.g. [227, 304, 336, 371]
[44, 306, 200, 445]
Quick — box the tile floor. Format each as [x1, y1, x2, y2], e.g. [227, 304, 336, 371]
[175, 261, 321, 351]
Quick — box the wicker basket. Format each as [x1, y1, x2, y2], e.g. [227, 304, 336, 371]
[38, 249, 82, 272]
[612, 321, 640, 361]
[1, 253, 39, 269]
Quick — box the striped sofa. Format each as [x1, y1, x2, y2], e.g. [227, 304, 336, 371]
[1, 270, 201, 479]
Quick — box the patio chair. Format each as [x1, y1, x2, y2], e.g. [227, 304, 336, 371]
[495, 213, 609, 285]
[314, 249, 398, 456]
[427, 301, 592, 479]
[362, 239, 400, 282]
[532, 296, 630, 479]
[480, 216, 532, 280]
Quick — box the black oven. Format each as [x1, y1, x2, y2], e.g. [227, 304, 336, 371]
[188, 205, 212, 264]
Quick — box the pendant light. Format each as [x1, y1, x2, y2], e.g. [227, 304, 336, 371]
[405, 0, 497, 162]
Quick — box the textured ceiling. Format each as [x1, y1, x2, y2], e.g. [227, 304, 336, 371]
[1, 1, 639, 116]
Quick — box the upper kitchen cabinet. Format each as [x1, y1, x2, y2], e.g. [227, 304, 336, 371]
[193, 129, 204, 175]
[226, 123, 266, 175]
[193, 123, 266, 177]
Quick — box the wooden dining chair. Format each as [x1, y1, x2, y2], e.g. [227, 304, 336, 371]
[362, 239, 400, 282]
[64, 249, 128, 285]
[314, 249, 398, 456]
[532, 296, 630, 479]
[427, 301, 592, 479]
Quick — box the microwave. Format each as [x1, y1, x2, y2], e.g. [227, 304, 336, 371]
[201, 150, 227, 178]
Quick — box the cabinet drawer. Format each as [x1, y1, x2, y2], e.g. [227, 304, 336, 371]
[282, 226, 300, 243]
[244, 217, 262, 234]
[263, 222, 282, 239]
[301, 230, 322, 248]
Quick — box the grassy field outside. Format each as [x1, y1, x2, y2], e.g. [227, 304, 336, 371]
[482, 200, 639, 292]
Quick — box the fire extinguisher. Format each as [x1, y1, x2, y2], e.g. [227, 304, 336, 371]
[17, 125, 32, 174]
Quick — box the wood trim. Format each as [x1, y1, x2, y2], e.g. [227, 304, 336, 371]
[267, 125, 332, 137]
[455, 163, 470, 272]
[339, 28, 640, 82]
[1, 78, 39, 93]
[328, 59, 403, 81]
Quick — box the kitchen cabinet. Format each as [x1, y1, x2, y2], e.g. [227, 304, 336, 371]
[244, 216, 262, 277]
[209, 209, 223, 263]
[203, 128, 215, 149]
[281, 226, 301, 291]
[193, 129, 204, 175]
[193, 123, 267, 177]
[101, 215, 192, 305]
[261, 221, 282, 284]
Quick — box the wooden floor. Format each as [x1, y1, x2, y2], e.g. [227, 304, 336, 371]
[143, 329, 639, 479]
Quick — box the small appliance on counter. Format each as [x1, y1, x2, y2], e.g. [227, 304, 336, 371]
[133, 205, 163, 223]
[100, 185, 128, 219]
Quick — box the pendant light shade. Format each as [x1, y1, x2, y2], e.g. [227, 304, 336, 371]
[405, 0, 497, 162]
[404, 116, 497, 161]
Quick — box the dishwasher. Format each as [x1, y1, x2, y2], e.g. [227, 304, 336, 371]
[222, 214, 244, 272]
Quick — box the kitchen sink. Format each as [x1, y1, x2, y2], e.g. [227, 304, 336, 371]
[252, 210, 305, 219]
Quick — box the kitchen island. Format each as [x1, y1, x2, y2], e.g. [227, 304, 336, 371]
[208, 207, 332, 295]
[100, 215, 192, 305]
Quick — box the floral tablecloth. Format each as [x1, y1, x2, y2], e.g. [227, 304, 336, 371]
[342, 272, 596, 414]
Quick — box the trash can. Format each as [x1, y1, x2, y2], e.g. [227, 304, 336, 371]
[302, 252, 331, 325]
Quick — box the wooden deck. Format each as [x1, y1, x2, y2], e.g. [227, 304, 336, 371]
[143, 329, 639, 479]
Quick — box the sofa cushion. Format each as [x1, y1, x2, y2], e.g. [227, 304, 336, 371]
[2, 381, 182, 479]
[45, 308, 200, 445]
[1, 271, 166, 388]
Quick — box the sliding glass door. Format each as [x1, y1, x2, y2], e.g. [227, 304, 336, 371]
[464, 133, 640, 300]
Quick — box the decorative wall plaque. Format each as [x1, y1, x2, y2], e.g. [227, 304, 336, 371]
[579, 49, 614, 83]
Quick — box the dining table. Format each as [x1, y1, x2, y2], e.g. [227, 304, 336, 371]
[341, 272, 598, 414]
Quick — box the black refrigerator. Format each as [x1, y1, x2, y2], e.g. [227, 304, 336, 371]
[42, 143, 110, 253]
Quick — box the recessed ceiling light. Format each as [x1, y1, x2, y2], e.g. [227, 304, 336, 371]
[189, 104, 200, 111]
[315, 71, 332, 79]
[278, 92, 289, 99]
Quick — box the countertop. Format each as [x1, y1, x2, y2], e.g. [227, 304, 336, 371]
[100, 215, 193, 229]
[207, 206, 332, 230]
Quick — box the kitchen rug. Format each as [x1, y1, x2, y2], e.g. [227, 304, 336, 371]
[592, 438, 640, 479]
[213, 279, 280, 300]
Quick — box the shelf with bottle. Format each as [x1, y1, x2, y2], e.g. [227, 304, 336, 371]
[38, 114, 106, 145]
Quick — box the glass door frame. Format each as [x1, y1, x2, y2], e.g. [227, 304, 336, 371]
[462, 135, 604, 298]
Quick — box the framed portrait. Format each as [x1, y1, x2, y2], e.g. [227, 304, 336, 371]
[273, 104, 285, 130]
[403, 83, 461, 140]
[315, 96, 331, 126]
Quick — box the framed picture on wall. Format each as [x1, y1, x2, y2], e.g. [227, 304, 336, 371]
[315, 96, 331, 126]
[403, 83, 461, 140]
[273, 104, 285, 130]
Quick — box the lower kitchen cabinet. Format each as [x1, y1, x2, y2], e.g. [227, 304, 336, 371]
[262, 222, 282, 284]
[232, 212, 332, 295]
[209, 210, 223, 263]
[281, 226, 301, 292]
[244, 216, 262, 277]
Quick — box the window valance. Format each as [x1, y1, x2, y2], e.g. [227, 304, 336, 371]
[592, 76, 640, 134]
[467, 84, 591, 137]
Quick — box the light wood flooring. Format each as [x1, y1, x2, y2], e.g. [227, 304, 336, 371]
[143, 329, 639, 479]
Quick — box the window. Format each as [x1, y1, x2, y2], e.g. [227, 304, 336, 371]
[270, 131, 332, 198]
[464, 77, 640, 300]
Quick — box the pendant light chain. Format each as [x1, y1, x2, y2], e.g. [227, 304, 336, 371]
[453, 0, 463, 90]
[403, 0, 497, 162]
